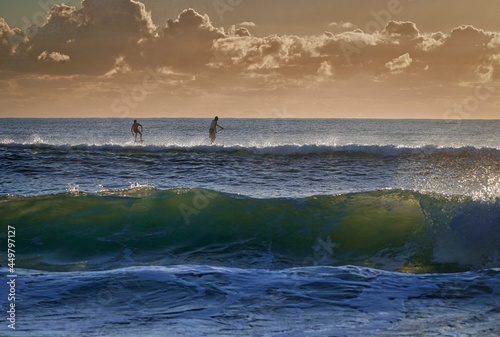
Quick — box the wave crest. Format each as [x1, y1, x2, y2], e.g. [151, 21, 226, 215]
[2, 188, 499, 273]
[2, 142, 499, 158]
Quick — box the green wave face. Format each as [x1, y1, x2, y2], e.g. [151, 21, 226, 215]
[1, 189, 499, 273]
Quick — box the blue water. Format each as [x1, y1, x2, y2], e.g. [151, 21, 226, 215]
[1, 118, 499, 198]
[1, 118, 499, 336]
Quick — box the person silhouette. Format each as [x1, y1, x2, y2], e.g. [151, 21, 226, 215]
[209, 116, 223, 144]
[131, 120, 143, 142]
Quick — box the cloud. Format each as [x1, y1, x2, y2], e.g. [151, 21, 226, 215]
[233, 27, 251, 37]
[327, 21, 357, 32]
[448, 25, 494, 47]
[418, 32, 447, 51]
[210, 34, 327, 81]
[6, 0, 156, 75]
[209, 18, 500, 87]
[143, 8, 226, 71]
[419, 25, 497, 82]
[385, 53, 412, 72]
[0, 2, 499, 89]
[38, 51, 70, 62]
[238, 22, 256, 27]
[1, 2, 500, 119]
[382, 21, 419, 39]
[0, 18, 24, 61]
[2, 3, 229, 76]
[317, 60, 333, 78]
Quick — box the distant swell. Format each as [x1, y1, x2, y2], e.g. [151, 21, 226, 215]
[2, 142, 500, 158]
[1, 188, 499, 273]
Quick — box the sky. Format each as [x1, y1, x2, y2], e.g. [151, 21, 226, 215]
[1, 0, 500, 118]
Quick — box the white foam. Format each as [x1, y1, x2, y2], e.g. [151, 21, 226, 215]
[2, 141, 499, 157]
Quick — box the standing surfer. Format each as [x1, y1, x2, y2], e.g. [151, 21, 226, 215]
[209, 116, 224, 144]
[131, 120, 143, 143]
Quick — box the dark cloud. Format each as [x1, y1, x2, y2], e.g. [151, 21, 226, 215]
[382, 21, 420, 39]
[0, 18, 25, 67]
[448, 25, 494, 48]
[3, 0, 156, 75]
[143, 8, 225, 71]
[421, 25, 497, 82]
[233, 27, 251, 37]
[0, 1, 499, 87]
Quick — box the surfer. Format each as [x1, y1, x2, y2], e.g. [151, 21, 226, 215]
[131, 120, 143, 142]
[209, 116, 224, 144]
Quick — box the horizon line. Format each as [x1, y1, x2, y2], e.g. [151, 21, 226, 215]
[1, 117, 500, 120]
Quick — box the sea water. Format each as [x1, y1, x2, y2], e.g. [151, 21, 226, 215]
[0, 118, 499, 336]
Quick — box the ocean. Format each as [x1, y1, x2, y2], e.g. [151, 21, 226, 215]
[1, 118, 499, 336]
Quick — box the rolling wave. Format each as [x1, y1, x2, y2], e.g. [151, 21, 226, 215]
[1, 188, 499, 273]
[2, 141, 500, 158]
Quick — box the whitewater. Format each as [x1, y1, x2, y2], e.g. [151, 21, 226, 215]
[1, 118, 499, 336]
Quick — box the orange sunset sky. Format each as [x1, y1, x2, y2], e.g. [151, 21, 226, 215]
[1, 0, 500, 118]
